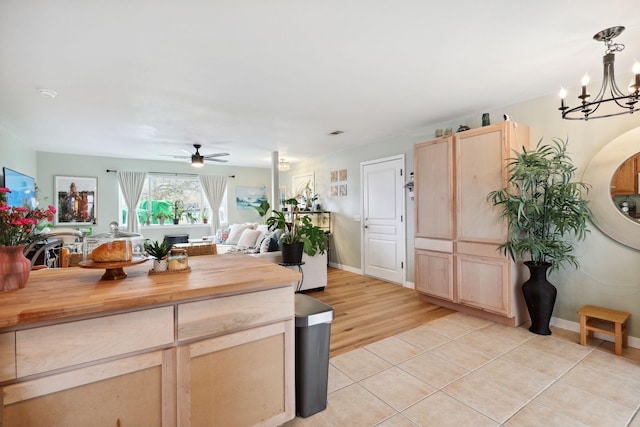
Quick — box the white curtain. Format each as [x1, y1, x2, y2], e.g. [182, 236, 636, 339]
[199, 175, 228, 230]
[117, 171, 147, 233]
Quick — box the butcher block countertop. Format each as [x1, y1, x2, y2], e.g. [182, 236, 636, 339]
[0, 254, 301, 329]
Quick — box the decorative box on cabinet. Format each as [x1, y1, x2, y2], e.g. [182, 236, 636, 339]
[414, 122, 530, 326]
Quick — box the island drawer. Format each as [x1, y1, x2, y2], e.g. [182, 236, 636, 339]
[0, 332, 16, 382]
[178, 286, 293, 342]
[16, 306, 174, 377]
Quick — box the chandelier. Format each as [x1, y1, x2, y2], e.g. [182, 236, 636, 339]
[278, 159, 290, 172]
[559, 26, 640, 120]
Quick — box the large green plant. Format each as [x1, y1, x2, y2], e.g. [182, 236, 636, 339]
[488, 137, 591, 271]
[266, 198, 327, 256]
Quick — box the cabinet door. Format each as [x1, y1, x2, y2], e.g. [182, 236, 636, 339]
[415, 249, 454, 300]
[610, 154, 639, 195]
[415, 137, 455, 239]
[2, 351, 170, 427]
[456, 125, 509, 243]
[177, 321, 294, 427]
[456, 254, 510, 316]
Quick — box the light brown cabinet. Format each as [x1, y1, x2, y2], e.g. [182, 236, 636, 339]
[0, 255, 298, 427]
[610, 153, 640, 195]
[414, 122, 529, 326]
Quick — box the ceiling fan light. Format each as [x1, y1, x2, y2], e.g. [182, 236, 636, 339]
[192, 155, 204, 167]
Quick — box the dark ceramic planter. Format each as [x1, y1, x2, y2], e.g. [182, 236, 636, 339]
[281, 242, 304, 264]
[522, 261, 556, 335]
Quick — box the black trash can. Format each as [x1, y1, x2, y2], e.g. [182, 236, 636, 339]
[294, 293, 334, 418]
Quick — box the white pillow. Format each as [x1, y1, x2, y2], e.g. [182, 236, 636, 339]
[236, 228, 262, 247]
[256, 224, 269, 234]
[226, 223, 255, 245]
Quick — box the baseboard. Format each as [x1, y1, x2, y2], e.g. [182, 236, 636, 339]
[328, 262, 362, 275]
[404, 281, 414, 290]
[551, 316, 640, 349]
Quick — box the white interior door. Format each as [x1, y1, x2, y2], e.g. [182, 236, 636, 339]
[362, 155, 406, 284]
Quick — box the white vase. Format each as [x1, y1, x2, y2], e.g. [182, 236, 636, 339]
[153, 259, 167, 272]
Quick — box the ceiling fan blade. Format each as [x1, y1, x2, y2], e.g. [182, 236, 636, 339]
[159, 154, 190, 159]
[206, 158, 228, 163]
[203, 152, 230, 159]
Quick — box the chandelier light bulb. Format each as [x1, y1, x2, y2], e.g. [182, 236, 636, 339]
[633, 60, 640, 75]
[581, 74, 590, 86]
[559, 87, 567, 99]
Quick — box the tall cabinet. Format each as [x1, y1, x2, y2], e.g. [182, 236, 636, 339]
[414, 122, 530, 326]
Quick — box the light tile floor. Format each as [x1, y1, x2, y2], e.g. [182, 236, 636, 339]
[284, 312, 640, 427]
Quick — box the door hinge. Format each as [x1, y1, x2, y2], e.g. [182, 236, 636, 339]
[401, 261, 404, 269]
[401, 215, 403, 223]
[400, 169, 403, 176]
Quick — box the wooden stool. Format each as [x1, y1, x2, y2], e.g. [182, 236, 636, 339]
[578, 305, 631, 356]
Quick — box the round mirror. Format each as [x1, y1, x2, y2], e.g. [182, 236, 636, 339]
[583, 127, 640, 250]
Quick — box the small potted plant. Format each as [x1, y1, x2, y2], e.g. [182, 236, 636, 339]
[155, 211, 170, 225]
[201, 208, 209, 224]
[144, 238, 174, 271]
[186, 211, 197, 224]
[144, 211, 152, 226]
[172, 200, 184, 225]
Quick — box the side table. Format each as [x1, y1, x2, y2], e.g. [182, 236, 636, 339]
[279, 261, 305, 292]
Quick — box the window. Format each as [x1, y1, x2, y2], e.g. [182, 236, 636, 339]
[119, 174, 227, 226]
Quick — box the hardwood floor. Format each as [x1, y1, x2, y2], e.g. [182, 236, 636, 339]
[306, 268, 454, 358]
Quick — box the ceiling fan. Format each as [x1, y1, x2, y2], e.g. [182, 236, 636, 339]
[168, 144, 230, 168]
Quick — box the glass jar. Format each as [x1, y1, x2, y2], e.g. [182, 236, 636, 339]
[82, 221, 144, 263]
[167, 248, 189, 271]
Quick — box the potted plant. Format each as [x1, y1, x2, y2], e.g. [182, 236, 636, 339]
[252, 200, 271, 223]
[172, 200, 184, 225]
[267, 198, 327, 264]
[201, 208, 209, 224]
[144, 211, 152, 226]
[186, 211, 197, 224]
[299, 181, 318, 211]
[155, 211, 170, 225]
[488, 137, 591, 335]
[144, 238, 174, 271]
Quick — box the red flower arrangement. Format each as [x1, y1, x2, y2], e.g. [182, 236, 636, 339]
[0, 187, 56, 247]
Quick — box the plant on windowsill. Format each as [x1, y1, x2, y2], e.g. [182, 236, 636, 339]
[201, 208, 209, 224]
[487, 137, 591, 335]
[155, 211, 170, 225]
[186, 211, 197, 224]
[172, 200, 184, 225]
[144, 238, 174, 271]
[266, 198, 327, 264]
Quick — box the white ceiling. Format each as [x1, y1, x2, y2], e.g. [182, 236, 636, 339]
[1, 1, 639, 168]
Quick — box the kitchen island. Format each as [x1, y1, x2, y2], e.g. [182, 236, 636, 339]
[0, 254, 301, 427]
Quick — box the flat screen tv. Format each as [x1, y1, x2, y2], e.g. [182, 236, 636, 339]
[2, 167, 37, 210]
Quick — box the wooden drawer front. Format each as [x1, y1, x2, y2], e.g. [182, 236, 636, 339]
[457, 241, 506, 260]
[16, 307, 174, 377]
[178, 287, 293, 342]
[415, 237, 453, 253]
[0, 332, 16, 382]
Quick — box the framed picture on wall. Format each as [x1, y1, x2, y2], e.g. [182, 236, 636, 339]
[292, 172, 314, 199]
[54, 176, 97, 225]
